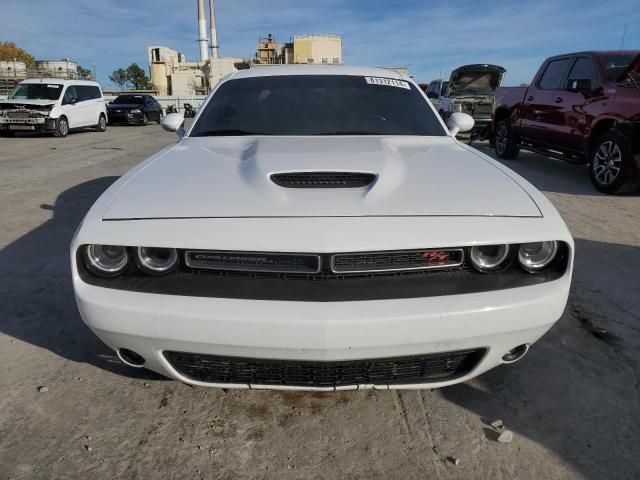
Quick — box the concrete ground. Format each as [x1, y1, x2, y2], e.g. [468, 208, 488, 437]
[0, 126, 639, 480]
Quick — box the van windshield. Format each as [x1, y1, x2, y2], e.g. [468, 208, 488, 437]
[190, 75, 446, 137]
[9, 83, 63, 100]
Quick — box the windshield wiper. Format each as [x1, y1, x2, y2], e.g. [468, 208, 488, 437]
[191, 129, 271, 137]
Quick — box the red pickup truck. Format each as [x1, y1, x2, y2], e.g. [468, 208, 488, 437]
[493, 51, 640, 194]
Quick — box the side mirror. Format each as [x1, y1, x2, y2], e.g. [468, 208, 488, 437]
[161, 113, 185, 137]
[426, 91, 438, 99]
[447, 112, 474, 136]
[567, 78, 592, 94]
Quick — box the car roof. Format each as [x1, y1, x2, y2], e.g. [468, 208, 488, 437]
[20, 78, 101, 86]
[546, 50, 640, 60]
[230, 64, 410, 81]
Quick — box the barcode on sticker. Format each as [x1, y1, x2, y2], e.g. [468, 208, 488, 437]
[365, 77, 411, 90]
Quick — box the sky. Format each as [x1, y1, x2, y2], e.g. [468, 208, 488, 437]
[2, 0, 639, 87]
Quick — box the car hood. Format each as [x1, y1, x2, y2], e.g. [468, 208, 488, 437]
[107, 103, 142, 110]
[102, 136, 541, 220]
[0, 99, 56, 108]
[448, 64, 506, 98]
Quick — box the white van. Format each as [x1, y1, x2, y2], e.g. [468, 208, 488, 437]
[0, 78, 107, 137]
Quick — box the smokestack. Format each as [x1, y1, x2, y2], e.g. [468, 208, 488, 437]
[197, 0, 209, 62]
[209, 0, 219, 59]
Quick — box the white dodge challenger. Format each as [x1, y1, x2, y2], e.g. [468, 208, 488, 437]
[71, 65, 573, 390]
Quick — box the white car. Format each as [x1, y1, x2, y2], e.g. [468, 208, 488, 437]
[71, 65, 573, 390]
[0, 78, 107, 137]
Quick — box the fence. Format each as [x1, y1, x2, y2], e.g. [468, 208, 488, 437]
[104, 95, 208, 113]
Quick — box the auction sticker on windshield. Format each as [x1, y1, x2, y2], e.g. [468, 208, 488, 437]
[365, 77, 411, 90]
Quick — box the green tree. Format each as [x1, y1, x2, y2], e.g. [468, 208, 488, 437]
[0, 41, 36, 67]
[109, 68, 128, 88]
[77, 65, 93, 79]
[125, 63, 153, 90]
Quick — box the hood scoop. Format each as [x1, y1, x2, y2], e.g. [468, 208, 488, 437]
[270, 171, 377, 188]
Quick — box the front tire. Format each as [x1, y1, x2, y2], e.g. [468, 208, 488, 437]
[96, 114, 107, 132]
[494, 118, 519, 159]
[54, 117, 69, 137]
[141, 114, 148, 126]
[590, 130, 640, 194]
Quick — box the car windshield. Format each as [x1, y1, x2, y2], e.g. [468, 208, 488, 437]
[113, 95, 145, 104]
[8, 83, 63, 100]
[190, 75, 446, 137]
[602, 53, 640, 83]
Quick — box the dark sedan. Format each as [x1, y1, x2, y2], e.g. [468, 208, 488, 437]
[106, 94, 163, 125]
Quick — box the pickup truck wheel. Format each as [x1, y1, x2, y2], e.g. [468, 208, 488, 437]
[494, 119, 519, 159]
[590, 130, 640, 194]
[54, 117, 69, 137]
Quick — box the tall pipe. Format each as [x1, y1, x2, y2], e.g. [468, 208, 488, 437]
[209, 0, 219, 59]
[197, 0, 209, 62]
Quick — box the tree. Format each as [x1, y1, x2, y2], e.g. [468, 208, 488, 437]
[0, 42, 36, 67]
[109, 68, 128, 88]
[109, 63, 153, 90]
[77, 65, 93, 80]
[125, 63, 153, 90]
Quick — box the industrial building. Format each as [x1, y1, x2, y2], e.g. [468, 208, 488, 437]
[254, 34, 343, 65]
[0, 59, 88, 95]
[148, 0, 244, 97]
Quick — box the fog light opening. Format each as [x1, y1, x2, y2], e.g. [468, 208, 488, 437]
[501, 344, 529, 364]
[117, 348, 146, 368]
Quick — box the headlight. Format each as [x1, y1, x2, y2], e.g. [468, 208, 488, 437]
[136, 247, 178, 275]
[449, 102, 462, 113]
[518, 241, 558, 272]
[130, 109, 141, 114]
[469, 244, 510, 271]
[84, 244, 129, 276]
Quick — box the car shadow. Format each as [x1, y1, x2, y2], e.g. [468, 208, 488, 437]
[0, 176, 165, 380]
[473, 142, 640, 197]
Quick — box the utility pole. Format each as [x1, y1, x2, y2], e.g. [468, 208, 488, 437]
[620, 23, 628, 50]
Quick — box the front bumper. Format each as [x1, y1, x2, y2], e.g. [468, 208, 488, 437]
[107, 110, 145, 124]
[74, 272, 570, 390]
[0, 116, 55, 131]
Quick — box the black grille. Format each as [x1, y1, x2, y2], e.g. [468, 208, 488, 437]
[271, 172, 376, 188]
[164, 349, 485, 387]
[332, 249, 464, 273]
[185, 250, 320, 274]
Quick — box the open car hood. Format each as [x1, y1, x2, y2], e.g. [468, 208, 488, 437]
[448, 64, 506, 98]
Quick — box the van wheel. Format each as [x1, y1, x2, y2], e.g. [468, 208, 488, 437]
[96, 114, 107, 132]
[142, 114, 148, 126]
[590, 130, 640, 194]
[54, 117, 69, 137]
[494, 119, 519, 159]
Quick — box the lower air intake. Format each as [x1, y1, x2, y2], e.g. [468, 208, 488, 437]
[164, 349, 485, 387]
[270, 172, 377, 188]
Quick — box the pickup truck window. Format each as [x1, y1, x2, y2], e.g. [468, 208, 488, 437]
[538, 58, 573, 90]
[566, 58, 598, 89]
[602, 53, 639, 82]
